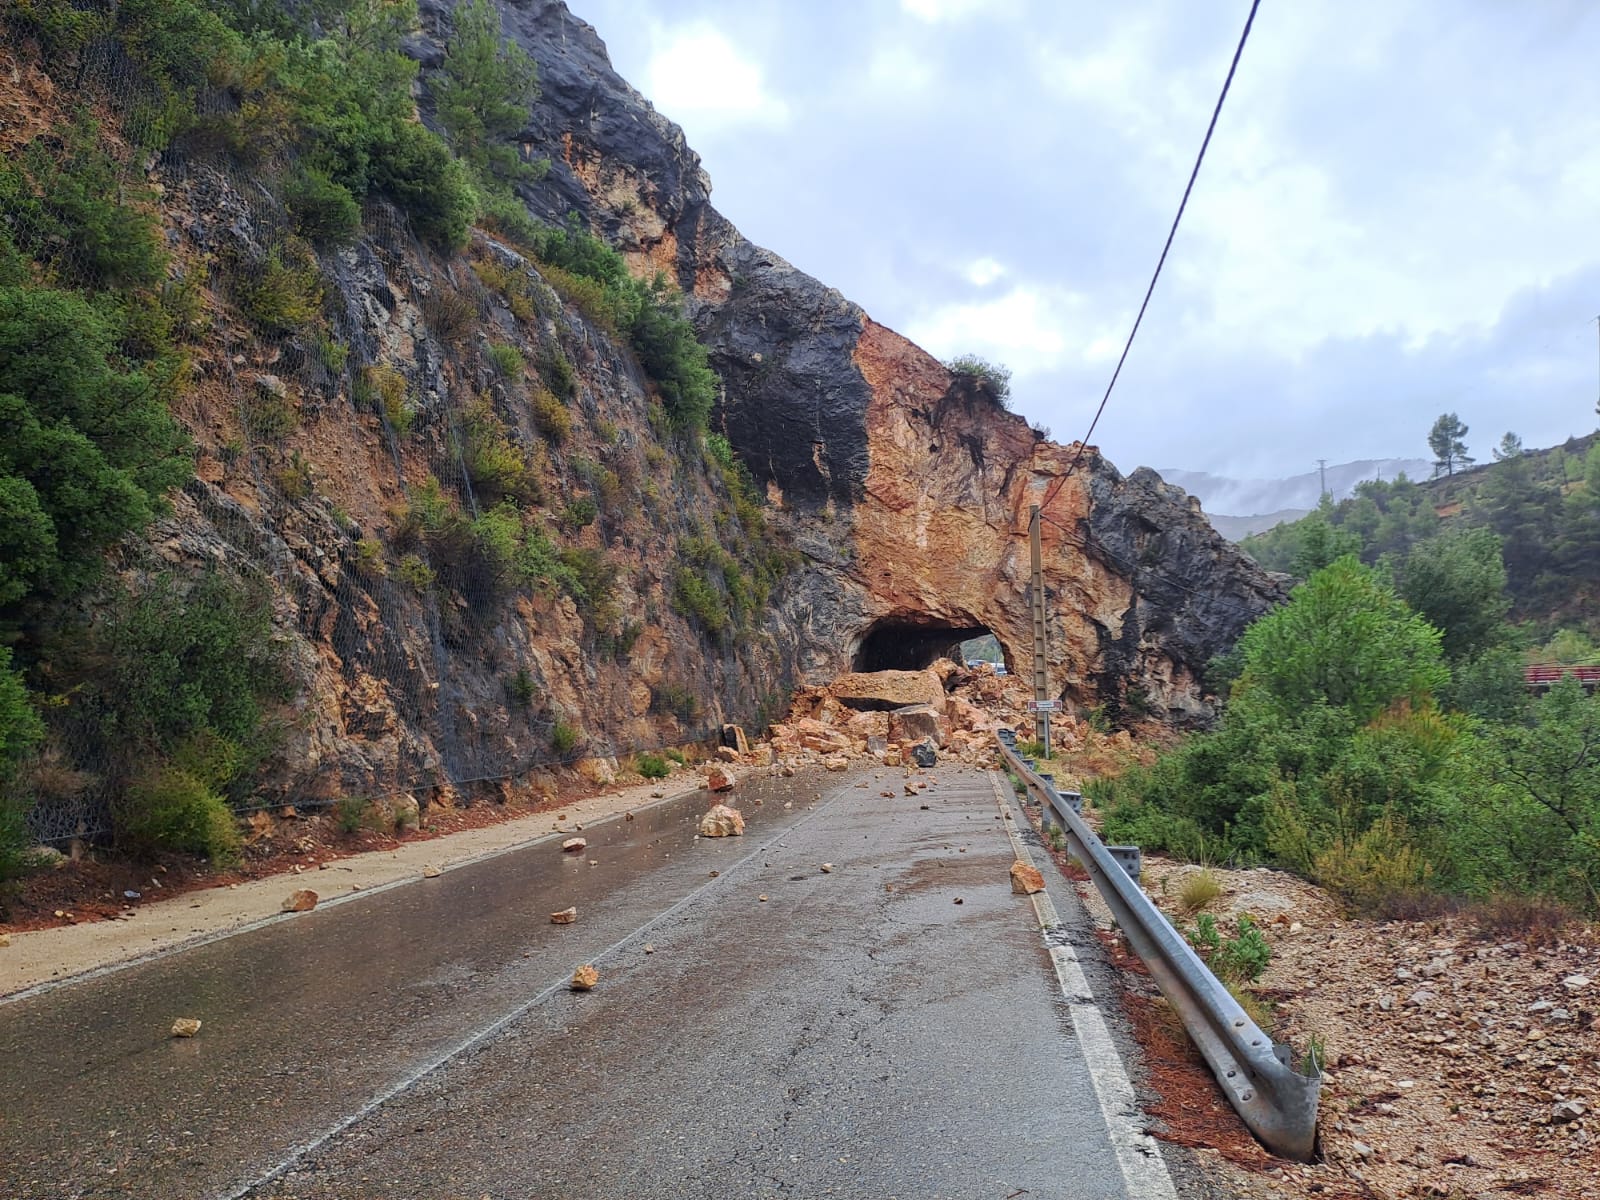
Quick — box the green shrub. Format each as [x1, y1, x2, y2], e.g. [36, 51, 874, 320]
[285, 168, 362, 246]
[1215, 914, 1272, 984]
[116, 765, 241, 864]
[397, 553, 435, 591]
[372, 120, 477, 251]
[0, 112, 167, 292]
[536, 346, 576, 399]
[528, 220, 718, 431]
[1186, 913, 1221, 955]
[237, 242, 323, 335]
[314, 332, 350, 373]
[246, 388, 298, 440]
[505, 667, 537, 710]
[635, 752, 670, 780]
[530, 386, 571, 442]
[550, 720, 579, 756]
[651, 682, 701, 722]
[434, 0, 544, 184]
[275, 452, 314, 499]
[459, 396, 537, 503]
[91, 571, 291, 784]
[944, 354, 1012, 405]
[359, 365, 413, 437]
[488, 342, 525, 378]
[664, 748, 687, 765]
[334, 794, 378, 834]
[562, 498, 598, 530]
[353, 537, 387, 578]
[0, 286, 192, 611]
[671, 566, 728, 635]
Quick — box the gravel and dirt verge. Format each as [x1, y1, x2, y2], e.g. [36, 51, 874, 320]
[1020, 790, 1599, 1200]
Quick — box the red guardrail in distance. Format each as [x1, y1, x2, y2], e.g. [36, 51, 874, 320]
[1524, 664, 1600, 685]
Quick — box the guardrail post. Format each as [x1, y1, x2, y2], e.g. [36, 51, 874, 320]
[1106, 845, 1142, 881]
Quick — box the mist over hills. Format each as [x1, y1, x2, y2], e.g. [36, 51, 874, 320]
[1157, 458, 1434, 537]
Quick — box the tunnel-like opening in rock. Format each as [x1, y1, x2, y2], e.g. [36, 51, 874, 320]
[853, 617, 1003, 673]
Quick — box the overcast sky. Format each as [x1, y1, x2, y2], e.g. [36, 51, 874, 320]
[569, 0, 1600, 478]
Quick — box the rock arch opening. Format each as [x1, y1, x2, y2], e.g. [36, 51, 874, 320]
[852, 616, 1008, 673]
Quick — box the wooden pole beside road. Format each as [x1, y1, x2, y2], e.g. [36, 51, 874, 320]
[1029, 504, 1051, 759]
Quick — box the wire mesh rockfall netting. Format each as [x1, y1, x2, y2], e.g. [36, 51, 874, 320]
[3, 8, 776, 850]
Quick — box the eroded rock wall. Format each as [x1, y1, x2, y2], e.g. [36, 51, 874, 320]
[493, 2, 1284, 725]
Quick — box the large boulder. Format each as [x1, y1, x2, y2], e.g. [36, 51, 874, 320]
[830, 669, 946, 713]
[699, 803, 745, 836]
[888, 703, 945, 747]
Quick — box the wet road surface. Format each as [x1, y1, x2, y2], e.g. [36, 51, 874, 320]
[1, 767, 1179, 1199]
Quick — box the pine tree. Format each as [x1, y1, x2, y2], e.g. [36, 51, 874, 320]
[1428, 412, 1473, 476]
[1492, 431, 1523, 461]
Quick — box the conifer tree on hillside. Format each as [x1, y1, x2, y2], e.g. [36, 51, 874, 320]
[1428, 412, 1473, 476]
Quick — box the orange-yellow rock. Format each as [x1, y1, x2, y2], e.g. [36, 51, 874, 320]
[1010, 861, 1046, 895]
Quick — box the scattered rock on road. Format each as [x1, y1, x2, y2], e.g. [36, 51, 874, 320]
[570, 964, 599, 991]
[561, 837, 587, 853]
[820, 863, 835, 874]
[281, 889, 318, 913]
[170, 1018, 202, 1038]
[550, 907, 577, 925]
[1010, 861, 1045, 895]
[705, 765, 737, 792]
[421, 864, 441, 878]
[698, 803, 745, 837]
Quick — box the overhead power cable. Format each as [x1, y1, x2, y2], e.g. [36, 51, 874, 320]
[1043, 0, 1263, 512]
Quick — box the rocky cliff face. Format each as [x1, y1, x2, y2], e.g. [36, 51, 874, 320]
[485, 1, 1284, 726]
[12, 1, 1282, 841]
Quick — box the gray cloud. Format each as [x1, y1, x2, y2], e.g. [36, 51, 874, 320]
[570, 0, 1600, 474]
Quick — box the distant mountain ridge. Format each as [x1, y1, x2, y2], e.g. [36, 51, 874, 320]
[1157, 458, 1434, 535]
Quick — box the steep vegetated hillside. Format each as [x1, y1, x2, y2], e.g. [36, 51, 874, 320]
[1098, 435, 1600, 916]
[1241, 432, 1600, 633]
[0, 0, 1279, 879]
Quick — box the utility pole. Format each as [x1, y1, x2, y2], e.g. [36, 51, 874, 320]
[1317, 458, 1328, 499]
[1029, 504, 1051, 759]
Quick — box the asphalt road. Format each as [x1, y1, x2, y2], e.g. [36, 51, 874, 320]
[0, 767, 1189, 1200]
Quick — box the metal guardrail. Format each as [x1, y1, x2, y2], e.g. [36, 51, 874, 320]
[996, 731, 1321, 1162]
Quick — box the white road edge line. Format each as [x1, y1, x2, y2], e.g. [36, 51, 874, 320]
[218, 780, 858, 1200]
[990, 772, 1180, 1200]
[1, 784, 705, 1006]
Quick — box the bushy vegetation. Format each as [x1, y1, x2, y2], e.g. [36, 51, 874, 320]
[1242, 442, 1600, 628]
[528, 219, 718, 432]
[1096, 551, 1600, 914]
[635, 752, 670, 780]
[944, 354, 1012, 406]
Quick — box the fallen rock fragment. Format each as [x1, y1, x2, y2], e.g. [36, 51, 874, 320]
[570, 964, 599, 991]
[705, 764, 737, 792]
[758, 894, 769, 902]
[550, 907, 577, 925]
[1551, 1099, 1588, 1123]
[422, 864, 442, 879]
[911, 741, 938, 768]
[1010, 861, 1045, 895]
[562, 837, 587, 853]
[170, 1018, 202, 1038]
[281, 889, 319, 913]
[0, 933, 10, 948]
[820, 863, 835, 873]
[821, 754, 849, 771]
[698, 803, 745, 837]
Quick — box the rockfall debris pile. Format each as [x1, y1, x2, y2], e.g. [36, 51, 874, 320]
[701, 662, 1030, 791]
[700, 659, 1151, 796]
